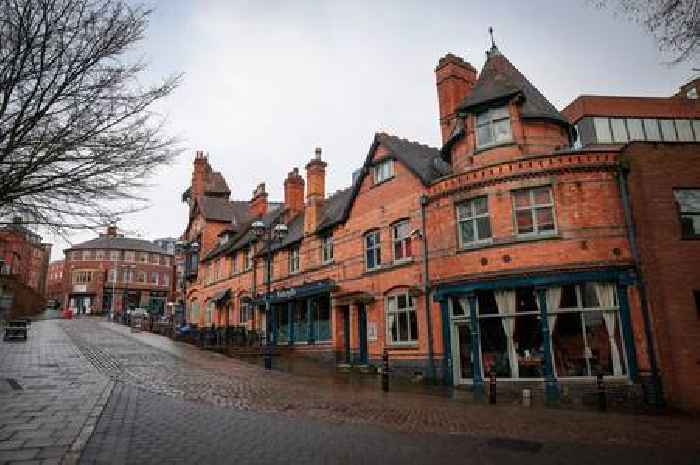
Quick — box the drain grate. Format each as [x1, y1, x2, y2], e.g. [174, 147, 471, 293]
[485, 438, 542, 453]
[6, 378, 23, 390]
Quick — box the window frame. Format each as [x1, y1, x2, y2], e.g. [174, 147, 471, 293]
[512, 186, 557, 237]
[385, 292, 418, 345]
[288, 245, 300, 274]
[364, 230, 382, 271]
[456, 196, 492, 248]
[476, 106, 513, 148]
[321, 234, 334, 264]
[674, 188, 700, 239]
[391, 220, 413, 263]
[373, 158, 394, 184]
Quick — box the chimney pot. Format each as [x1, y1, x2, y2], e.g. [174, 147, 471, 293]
[314, 147, 322, 160]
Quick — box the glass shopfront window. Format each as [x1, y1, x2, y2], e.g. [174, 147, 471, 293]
[270, 294, 331, 344]
[449, 281, 628, 384]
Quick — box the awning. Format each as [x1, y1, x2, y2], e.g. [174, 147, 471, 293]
[212, 289, 231, 305]
[252, 279, 336, 305]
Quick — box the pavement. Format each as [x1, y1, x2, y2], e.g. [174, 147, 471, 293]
[1, 318, 699, 465]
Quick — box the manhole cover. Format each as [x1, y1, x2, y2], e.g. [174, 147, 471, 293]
[5, 378, 23, 390]
[485, 438, 542, 453]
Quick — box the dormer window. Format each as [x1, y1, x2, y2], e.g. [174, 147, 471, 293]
[373, 159, 394, 184]
[476, 106, 512, 148]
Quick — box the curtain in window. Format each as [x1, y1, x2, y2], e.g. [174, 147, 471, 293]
[494, 290, 518, 378]
[594, 282, 623, 376]
[545, 287, 562, 334]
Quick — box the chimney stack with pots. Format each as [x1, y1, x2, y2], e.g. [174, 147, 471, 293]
[304, 147, 327, 235]
[435, 54, 477, 144]
[249, 182, 268, 218]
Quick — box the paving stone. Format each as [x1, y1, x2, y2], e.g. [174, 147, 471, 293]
[0, 447, 40, 461]
[0, 439, 25, 450]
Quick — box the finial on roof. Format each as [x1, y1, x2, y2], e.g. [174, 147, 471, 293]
[487, 27, 501, 57]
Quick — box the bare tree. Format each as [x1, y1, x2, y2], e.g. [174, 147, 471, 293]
[595, 0, 699, 63]
[0, 0, 181, 233]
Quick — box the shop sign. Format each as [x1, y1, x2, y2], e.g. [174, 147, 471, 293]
[367, 321, 377, 341]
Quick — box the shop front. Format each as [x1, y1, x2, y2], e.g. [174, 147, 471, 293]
[435, 268, 640, 403]
[253, 280, 335, 350]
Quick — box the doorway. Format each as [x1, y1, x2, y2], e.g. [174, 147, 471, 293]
[342, 306, 351, 363]
[357, 304, 368, 364]
[452, 322, 474, 384]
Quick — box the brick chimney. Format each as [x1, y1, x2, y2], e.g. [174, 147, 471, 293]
[249, 182, 268, 218]
[435, 53, 477, 144]
[191, 150, 208, 199]
[303, 148, 327, 235]
[106, 224, 118, 237]
[284, 167, 305, 216]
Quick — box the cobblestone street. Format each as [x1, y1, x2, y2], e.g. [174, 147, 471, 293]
[2, 318, 699, 464]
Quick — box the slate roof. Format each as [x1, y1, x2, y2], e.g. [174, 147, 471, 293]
[457, 47, 570, 128]
[377, 133, 450, 185]
[205, 172, 231, 196]
[197, 197, 248, 223]
[66, 236, 171, 255]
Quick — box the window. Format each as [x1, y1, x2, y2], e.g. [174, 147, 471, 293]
[365, 230, 381, 270]
[610, 118, 628, 142]
[164, 256, 171, 266]
[137, 271, 146, 283]
[643, 119, 661, 141]
[82, 250, 92, 260]
[457, 196, 491, 247]
[150, 271, 158, 284]
[321, 234, 334, 264]
[95, 250, 105, 260]
[122, 268, 132, 282]
[627, 119, 644, 141]
[110, 250, 120, 261]
[73, 271, 93, 284]
[239, 301, 251, 323]
[124, 251, 135, 262]
[593, 117, 612, 143]
[513, 187, 555, 236]
[264, 256, 273, 282]
[231, 252, 238, 274]
[675, 119, 694, 141]
[150, 253, 159, 264]
[138, 253, 147, 263]
[387, 293, 418, 344]
[244, 248, 252, 271]
[693, 120, 700, 140]
[660, 119, 677, 141]
[674, 189, 700, 238]
[288, 245, 300, 273]
[373, 159, 394, 184]
[162, 273, 169, 286]
[392, 220, 412, 262]
[476, 106, 512, 147]
[108, 269, 117, 282]
[205, 301, 214, 326]
[190, 301, 200, 324]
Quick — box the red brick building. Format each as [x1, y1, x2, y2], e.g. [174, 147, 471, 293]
[61, 225, 175, 317]
[561, 80, 700, 411]
[45, 259, 65, 306]
[181, 46, 699, 410]
[0, 217, 52, 318]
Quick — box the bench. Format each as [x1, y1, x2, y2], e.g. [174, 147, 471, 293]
[4, 320, 28, 341]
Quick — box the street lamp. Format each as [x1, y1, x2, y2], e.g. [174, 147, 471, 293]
[252, 219, 288, 370]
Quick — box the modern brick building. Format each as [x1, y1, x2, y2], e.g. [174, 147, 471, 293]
[180, 46, 699, 410]
[0, 217, 52, 318]
[61, 225, 175, 317]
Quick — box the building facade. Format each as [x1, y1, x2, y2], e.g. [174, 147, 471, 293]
[61, 225, 175, 316]
[45, 260, 65, 307]
[0, 217, 52, 318]
[181, 47, 699, 410]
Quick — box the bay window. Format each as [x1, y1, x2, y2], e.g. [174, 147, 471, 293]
[386, 292, 418, 344]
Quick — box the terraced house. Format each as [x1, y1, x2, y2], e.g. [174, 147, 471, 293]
[180, 44, 700, 411]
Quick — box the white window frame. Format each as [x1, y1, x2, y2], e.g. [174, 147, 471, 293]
[476, 106, 512, 148]
[512, 186, 556, 237]
[321, 234, 334, 264]
[391, 220, 412, 263]
[456, 196, 492, 247]
[373, 159, 394, 184]
[386, 292, 418, 345]
[288, 245, 300, 273]
[364, 230, 381, 271]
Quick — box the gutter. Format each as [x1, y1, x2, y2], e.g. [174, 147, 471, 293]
[616, 161, 664, 406]
[419, 194, 436, 381]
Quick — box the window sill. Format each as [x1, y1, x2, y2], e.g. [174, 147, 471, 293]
[370, 176, 395, 189]
[363, 259, 416, 276]
[386, 344, 419, 350]
[455, 234, 560, 254]
[474, 140, 517, 155]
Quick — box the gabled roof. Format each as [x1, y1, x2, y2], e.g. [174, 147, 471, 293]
[197, 197, 250, 224]
[457, 47, 570, 128]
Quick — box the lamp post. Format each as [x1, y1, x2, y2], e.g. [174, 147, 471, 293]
[175, 239, 200, 327]
[252, 219, 288, 370]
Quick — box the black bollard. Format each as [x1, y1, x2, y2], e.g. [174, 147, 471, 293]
[597, 373, 607, 411]
[264, 345, 272, 370]
[381, 349, 390, 392]
[489, 369, 497, 404]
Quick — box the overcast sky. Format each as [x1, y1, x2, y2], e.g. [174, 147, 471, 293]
[46, 0, 697, 260]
